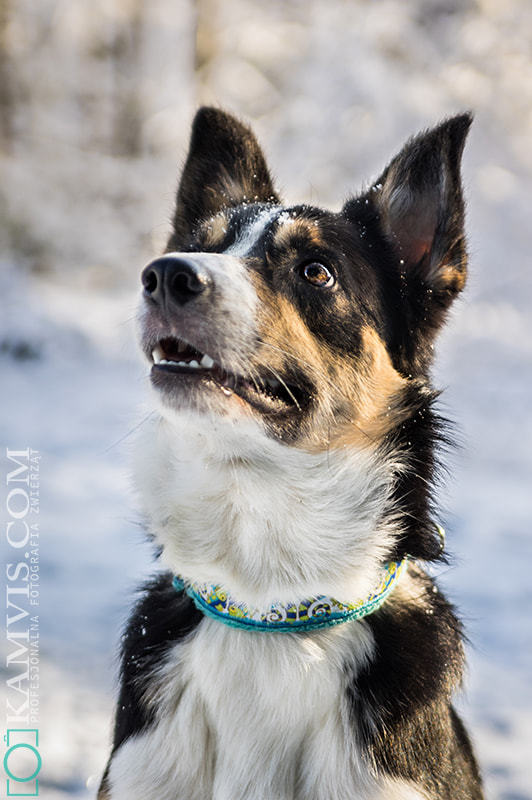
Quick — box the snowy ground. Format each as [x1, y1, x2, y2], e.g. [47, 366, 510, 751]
[1, 1, 532, 798]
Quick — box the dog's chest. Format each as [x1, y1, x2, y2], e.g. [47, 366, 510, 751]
[107, 619, 390, 800]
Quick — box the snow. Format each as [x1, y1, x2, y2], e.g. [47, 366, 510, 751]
[1, 1, 531, 798]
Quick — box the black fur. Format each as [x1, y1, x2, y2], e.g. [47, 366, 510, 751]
[352, 566, 483, 799]
[111, 574, 202, 751]
[169, 107, 280, 249]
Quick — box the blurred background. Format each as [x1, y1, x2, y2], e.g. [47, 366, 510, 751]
[1, 0, 531, 797]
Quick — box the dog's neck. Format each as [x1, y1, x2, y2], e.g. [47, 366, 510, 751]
[172, 557, 408, 632]
[132, 409, 403, 609]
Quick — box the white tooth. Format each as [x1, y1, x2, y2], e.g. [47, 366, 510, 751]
[189, 360, 200, 368]
[200, 354, 215, 369]
[152, 346, 164, 364]
[177, 361, 187, 367]
[159, 359, 169, 365]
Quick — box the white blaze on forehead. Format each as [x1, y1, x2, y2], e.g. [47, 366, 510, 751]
[225, 207, 282, 257]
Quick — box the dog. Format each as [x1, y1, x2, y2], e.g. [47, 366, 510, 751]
[99, 107, 483, 800]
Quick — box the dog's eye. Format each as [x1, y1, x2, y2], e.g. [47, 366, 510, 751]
[299, 262, 335, 288]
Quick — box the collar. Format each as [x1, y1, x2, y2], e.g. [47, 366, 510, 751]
[172, 558, 408, 633]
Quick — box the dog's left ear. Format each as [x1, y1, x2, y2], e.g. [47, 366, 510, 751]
[347, 113, 472, 312]
[169, 107, 280, 247]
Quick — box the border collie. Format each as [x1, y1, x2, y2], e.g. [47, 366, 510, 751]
[99, 107, 483, 800]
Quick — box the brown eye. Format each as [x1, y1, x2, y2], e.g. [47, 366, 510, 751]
[300, 262, 335, 288]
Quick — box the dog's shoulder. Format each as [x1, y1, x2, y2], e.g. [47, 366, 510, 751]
[350, 566, 483, 799]
[111, 573, 202, 752]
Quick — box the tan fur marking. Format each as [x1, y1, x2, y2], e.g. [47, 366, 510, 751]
[199, 212, 230, 250]
[253, 289, 327, 393]
[273, 217, 327, 251]
[251, 274, 407, 452]
[97, 783, 111, 800]
[437, 258, 467, 293]
[392, 563, 432, 609]
[337, 327, 408, 443]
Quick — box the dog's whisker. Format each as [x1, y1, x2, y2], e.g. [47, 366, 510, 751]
[265, 364, 303, 411]
[258, 339, 345, 397]
[102, 411, 157, 454]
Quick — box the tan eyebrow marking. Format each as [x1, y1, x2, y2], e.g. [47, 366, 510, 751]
[199, 212, 230, 250]
[272, 216, 327, 251]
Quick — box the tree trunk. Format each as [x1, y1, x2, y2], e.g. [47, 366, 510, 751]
[0, 0, 14, 149]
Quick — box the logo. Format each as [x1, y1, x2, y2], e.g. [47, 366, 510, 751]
[3, 730, 41, 796]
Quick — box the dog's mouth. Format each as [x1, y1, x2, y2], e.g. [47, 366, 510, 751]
[150, 337, 308, 414]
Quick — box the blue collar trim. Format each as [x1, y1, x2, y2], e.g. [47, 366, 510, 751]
[172, 558, 408, 633]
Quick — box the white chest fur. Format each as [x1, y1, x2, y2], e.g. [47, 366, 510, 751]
[108, 618, 375, 800]
[130, 411, 401, 611]
[107, 619, 429, 800]
[111, 414, 423, 798]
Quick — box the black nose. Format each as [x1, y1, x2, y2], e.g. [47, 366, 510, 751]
[141, 256, 212, 307]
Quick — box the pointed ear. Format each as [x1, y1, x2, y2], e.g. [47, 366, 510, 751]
[170, 107, 280, 246]
[359, 113, 472, 302]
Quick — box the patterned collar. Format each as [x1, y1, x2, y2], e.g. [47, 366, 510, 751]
[172, 558, 408, 633]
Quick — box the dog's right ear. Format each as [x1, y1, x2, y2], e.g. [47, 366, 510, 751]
[169, 107, 280, 247]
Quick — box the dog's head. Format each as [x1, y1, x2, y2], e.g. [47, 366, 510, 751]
[139, 107, 470, 437]
[137, 107, 470, 566]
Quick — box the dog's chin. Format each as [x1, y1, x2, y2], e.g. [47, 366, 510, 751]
[147, 338, 310, 422]
[150, 365, 306, 419]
